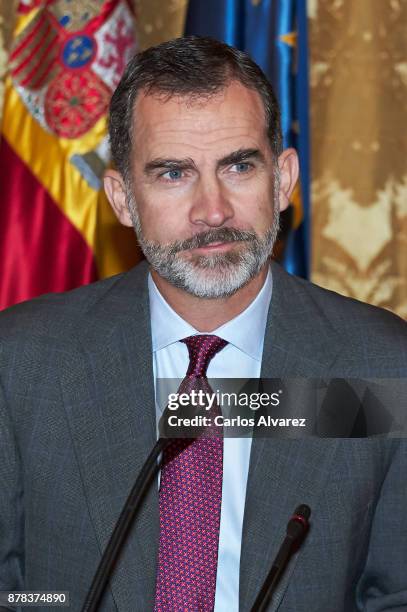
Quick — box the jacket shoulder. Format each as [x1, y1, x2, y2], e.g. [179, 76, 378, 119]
[0, 261, 148, 344]
[271, 263, 407, 375]
[290, 272, 406, 337]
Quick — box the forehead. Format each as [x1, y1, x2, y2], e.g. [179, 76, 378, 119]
[131, 81, 269, 159]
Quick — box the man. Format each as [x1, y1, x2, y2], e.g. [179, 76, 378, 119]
[0, 36, 406, 612]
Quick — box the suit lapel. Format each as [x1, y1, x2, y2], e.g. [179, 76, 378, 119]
[240, 263, 344, 611]
[61, 262, 159, 610]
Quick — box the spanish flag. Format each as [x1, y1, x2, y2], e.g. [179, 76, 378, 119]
[0, 0, 140, 310]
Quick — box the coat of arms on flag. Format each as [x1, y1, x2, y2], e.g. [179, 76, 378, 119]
[10, 0, 135, 138]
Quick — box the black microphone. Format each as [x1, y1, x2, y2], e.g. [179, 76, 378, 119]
[250, 504, 311, 612]
[81, 399, 209, 612]
[80, 435, 170, 612]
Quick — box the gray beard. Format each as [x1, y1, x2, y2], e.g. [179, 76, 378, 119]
[126, 189, 280, 299]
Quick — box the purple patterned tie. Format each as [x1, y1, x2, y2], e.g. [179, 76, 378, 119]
[154, 334, 228, 611]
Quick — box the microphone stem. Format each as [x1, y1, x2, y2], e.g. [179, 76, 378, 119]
[81, 437, 169, 612]
[250, 536, 295, 612]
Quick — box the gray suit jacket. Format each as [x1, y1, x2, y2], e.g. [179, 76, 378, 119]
[0, 261, 406, 612]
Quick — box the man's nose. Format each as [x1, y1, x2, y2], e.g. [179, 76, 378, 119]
[189, 176, 234, 227]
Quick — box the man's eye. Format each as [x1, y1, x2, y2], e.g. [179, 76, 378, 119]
[232, 162, 252, 173]
[161, 169, 183, 180]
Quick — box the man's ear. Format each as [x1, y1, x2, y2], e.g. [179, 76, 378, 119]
[103, 169, 134, 227]
[277, 148, 299, 212]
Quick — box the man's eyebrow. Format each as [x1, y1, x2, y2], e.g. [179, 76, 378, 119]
[217, 148, 265, 168]
[144, 157, 197, 174]
[143, 149, 265, 175]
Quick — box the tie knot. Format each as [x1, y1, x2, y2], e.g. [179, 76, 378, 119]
[181, 334, 228, 377]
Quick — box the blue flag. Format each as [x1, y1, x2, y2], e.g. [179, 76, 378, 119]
[185, 0, 310, 278]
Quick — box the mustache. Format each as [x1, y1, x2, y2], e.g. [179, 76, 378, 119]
[168, 228, 258, 254]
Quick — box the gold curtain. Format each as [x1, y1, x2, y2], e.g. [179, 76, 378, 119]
[309, 0, 407, 318]
[134, 0, 188, 50]
[0, 0, 18, 117]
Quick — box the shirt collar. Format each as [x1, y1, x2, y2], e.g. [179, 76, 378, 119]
[148, 266, 272, 362]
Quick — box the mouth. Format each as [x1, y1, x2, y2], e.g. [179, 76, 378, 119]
[189, 241, 238, 253]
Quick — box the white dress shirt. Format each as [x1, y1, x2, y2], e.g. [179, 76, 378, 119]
[148, 268, 272, 611]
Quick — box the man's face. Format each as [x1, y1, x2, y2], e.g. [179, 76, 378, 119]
[107, 81, 295, 298]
